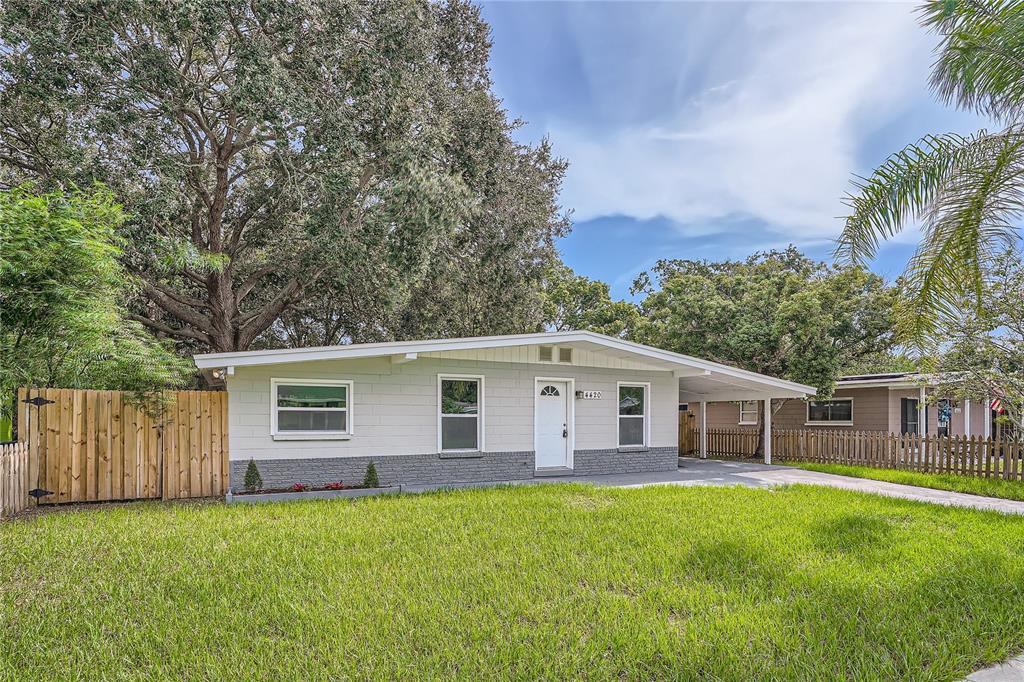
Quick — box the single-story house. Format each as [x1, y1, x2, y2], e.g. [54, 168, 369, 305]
[194, 331, 815, 489]
[691, 371, 998, 438]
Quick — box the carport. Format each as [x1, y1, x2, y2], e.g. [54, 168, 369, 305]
[677, 365, 815, 464]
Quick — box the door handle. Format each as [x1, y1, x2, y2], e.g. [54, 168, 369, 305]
[562, 424, 568, 438]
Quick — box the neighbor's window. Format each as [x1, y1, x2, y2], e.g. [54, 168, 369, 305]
[806, 398, 853, 425]
[272, 379, 352, 437]
[738, 400, 758, 424]
[618, 383, 648, 447]
[439, 376, 483, 452]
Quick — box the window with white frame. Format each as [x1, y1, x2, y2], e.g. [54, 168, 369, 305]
[439, 376, 483, 452]
[738, 400, 758, 425]
[618, 383, 648, 447]
[271, 379, 352, 437]
[806, 398, 853, 425]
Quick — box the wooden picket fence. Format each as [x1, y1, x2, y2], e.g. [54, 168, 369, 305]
[15, 387, 228, 506]
[771, 429, 1023, 480]
[682, 425, 1024, 480]
[1, 441, 31, 519]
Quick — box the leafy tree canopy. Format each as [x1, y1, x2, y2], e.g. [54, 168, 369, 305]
[0, 186, 190, 417]
[540, 262, 641, 338]
[0, 0, 568, 352]
[631, 247, 899, 397]
[927, 250, 1024, 432]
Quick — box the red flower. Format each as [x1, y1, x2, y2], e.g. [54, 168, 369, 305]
[324, 481, 345, 490]
[291, 483, 307, 492]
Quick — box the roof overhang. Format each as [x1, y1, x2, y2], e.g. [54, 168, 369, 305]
[836, 374, 932, 390]
[194, 330, 815, 400]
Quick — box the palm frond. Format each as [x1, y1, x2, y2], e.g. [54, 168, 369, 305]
[893, 126, 1024, 339]
[836, 129, 1015, 264]
[919, 0, 1024, 121]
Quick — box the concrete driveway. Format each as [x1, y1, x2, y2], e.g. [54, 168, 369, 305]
[597, 458, 1024, 516]
[407, 458, 1024, 515]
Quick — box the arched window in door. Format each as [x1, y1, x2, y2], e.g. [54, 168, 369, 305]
[540, 385, 560, 397]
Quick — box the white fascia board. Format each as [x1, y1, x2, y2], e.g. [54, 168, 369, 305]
[679, 390, 812, 403]
[193, 329, 815, 396]
[839, 379, 930, 389]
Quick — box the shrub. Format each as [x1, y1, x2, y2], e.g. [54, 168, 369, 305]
[363, 461, 380, 488]
[291, 483, 307, 492]
[243, 459, 263, 491]
[324, 481, 345, 490]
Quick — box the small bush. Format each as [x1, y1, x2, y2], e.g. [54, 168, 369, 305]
[291, 483, 307, 492]
[363, 461, 380, 488]
[243, 459, 263, 491]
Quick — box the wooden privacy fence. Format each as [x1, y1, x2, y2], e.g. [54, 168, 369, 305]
[678, 412, 696, 455]
[17, 388, 228, 505]
[771, 429, 1023, 480]
[681, 426, 761, 458]
[1, 442, 31, 519]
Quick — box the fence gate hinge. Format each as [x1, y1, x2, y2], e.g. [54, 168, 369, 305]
[22, 396, 55, 407]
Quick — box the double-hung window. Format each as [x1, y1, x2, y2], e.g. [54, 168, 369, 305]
[438, 375, 483, 452]
[617, 383, 648, 448]
[738, 400, 758, 425]
[271, 379, 352, 439]
[806, 398, 853, 426]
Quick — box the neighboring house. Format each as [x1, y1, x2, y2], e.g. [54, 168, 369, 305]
[694, 371, 996, 437]
[194, 331, 814, 489]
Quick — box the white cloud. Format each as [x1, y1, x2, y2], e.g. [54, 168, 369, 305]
[546, 2, 942, 241]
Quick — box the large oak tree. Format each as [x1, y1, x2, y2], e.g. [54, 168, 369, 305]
[0, 0, 567, 351]
[631, 247, 899, 397]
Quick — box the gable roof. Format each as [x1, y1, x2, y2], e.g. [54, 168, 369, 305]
[194, 330, 815, 399]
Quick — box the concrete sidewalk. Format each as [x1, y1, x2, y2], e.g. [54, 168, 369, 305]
[406, 458, 1024, 516]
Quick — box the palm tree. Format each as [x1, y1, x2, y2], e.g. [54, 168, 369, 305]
[837, 0, 1024, 340]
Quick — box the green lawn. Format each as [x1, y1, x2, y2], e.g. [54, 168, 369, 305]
[787, 461, 1024, 502]
[3, 485, 1024, 680]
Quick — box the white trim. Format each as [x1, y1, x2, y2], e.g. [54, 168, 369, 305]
[805, 397, 854, 426]
[437, 374, 485, 454]
[616, 381, 651, 449]
[738, 400, 758, 425]
[699, 401, 707, 459]
[195, 330, 815, 397]
[763, 398, 772, 465]
[270, 377, 353, 440]
[533, 376, 575, 470]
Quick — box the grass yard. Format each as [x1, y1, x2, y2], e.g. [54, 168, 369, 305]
[3, 484, 1024, 680]
[787, 461, 1024, 502]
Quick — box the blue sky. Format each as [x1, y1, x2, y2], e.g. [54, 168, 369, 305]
[480, 1, 990, 298]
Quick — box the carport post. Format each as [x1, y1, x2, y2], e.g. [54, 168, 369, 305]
[699, 401, 707, 459]
[918, 386, 927, 435]
[763, 398, 772, 465]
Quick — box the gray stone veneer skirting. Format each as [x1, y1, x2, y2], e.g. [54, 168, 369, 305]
[231, 447, 678, 490]
[573, 447, 678, 475]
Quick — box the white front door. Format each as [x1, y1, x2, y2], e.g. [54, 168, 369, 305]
[536, 381, 570, 468]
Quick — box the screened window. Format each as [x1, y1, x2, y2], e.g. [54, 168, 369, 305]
[272, 380, 352, 437]
[738, 400, 758, 425]
[806, 399, 853, 425]
[618, 383, 647, 447]
[439, 376, 482, 452]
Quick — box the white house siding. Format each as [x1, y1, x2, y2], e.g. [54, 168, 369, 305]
[226, 355, 678, 488]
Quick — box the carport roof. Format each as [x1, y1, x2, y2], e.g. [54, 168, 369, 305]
[194, 330, 815, 401]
